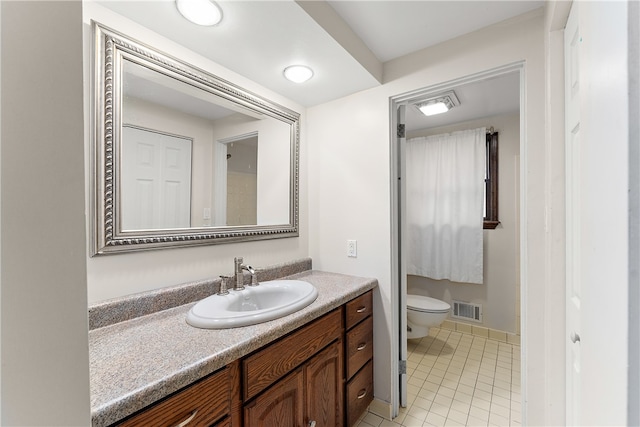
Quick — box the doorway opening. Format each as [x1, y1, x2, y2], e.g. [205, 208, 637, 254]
[389, 62, 526, 422]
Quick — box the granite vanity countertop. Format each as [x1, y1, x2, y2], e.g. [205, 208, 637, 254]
[90, 269, 377, 427]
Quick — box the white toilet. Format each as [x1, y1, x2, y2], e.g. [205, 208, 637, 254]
[406, 294, 451, 339]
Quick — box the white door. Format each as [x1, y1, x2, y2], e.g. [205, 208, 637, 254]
[564, 3, 582, 424]
[122, 126, 192, 230]
[565, 2, 630, 424]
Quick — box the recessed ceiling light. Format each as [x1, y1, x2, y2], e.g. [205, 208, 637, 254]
[415, 91, 460, 116]
[176, 0, 223, 26]
[283, 65, 314, 83]
[418, 101, 451, 116]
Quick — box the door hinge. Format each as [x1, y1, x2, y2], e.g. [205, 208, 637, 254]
[399, 359, 407, 375]
[397, 124, 405, 138]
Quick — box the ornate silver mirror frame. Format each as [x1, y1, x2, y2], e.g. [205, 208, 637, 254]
[92, 22, 299, 255]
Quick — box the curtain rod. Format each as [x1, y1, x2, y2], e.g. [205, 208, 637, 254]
[407, 127, 495, 140]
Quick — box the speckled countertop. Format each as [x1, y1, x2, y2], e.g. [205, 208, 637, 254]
[89, 265, 377, 427]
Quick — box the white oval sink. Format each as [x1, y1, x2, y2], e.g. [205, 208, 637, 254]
[186, 279, 318, 329]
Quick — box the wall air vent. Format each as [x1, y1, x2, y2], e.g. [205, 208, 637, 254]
[452, 300, 483, 323]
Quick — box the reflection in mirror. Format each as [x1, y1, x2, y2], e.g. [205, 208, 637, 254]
[93, 22, 299, 254]
[121, 125, 193, 230]
[224, 133, 258, 226]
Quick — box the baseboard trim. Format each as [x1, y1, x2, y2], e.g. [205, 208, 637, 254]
[368, 397, 393, 420]
[440, 319, 521, 345]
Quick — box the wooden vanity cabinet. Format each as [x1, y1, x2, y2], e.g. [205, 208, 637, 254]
[244, 340, 343, 427]
[242, 290, 374, 427]
[242, 309, 342, 401]
[110, 290, 374, 427]
[243, 308, 344, 427]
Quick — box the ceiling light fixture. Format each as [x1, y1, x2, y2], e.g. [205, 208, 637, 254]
[176, 0, 223, 26]
[415, 91, 460, 116]
[283, 65, 314, 83]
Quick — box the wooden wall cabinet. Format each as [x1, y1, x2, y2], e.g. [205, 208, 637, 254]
[112, 290, 373, 427]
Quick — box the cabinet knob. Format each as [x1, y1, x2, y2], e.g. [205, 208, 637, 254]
[172, 409, 198, 427]
[308, 421, 317, 427]
[570, 332, 581, 343]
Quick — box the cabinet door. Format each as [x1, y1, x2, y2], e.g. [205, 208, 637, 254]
[244, 368, 305, 427]
[305, 341, 343, 427]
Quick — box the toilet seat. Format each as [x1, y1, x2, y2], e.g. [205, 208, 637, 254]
[407, 295, 450, 314]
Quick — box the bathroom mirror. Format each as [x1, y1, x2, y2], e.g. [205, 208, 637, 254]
[92, 22, 299, 255]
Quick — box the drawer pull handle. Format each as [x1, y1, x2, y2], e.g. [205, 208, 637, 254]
[356, 306, 367, 313]
[357, 389, 368, 399]
[308, 421, 317, 427]
[173, 409, 198, 427]
[357, 342, 367, 351]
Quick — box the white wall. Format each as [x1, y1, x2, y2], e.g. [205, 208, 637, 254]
[406, 113, 520, 334]
[1, 1, 91, 425]
[629, 1, 640, 424]
[307, 10, 546, 419]
[84, 2, 308, 303]
[0, 1, 3, 420]
[255, 119, 291, 226]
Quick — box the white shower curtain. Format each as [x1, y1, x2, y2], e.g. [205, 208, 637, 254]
[406, 128, 486, 284]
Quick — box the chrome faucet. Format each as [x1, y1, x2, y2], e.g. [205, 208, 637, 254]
[234, 257, 255, 291]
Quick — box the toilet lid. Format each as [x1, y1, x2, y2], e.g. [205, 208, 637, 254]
[407, 295, 451, 313]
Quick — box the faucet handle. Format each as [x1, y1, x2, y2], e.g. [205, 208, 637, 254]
[218, 275, 231, 296]
[249, 268, 259, 286]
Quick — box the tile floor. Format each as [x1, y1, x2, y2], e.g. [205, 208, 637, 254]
[355, 327, 521, 427]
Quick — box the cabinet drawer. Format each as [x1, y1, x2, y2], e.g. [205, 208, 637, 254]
[243, 308, 343, 400]
[346, 360, 373, 427]
[115, 367, 230, 427]
[345, 291, 372, 330]
[346, 315, 373, 380]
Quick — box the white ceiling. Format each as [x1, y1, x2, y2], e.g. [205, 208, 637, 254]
[327, 1, 542, 63]
[97, 0, 541, 125]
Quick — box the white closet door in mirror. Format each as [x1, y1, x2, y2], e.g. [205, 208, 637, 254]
[121, 126, 192, 231]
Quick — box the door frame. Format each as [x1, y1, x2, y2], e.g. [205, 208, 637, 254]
[564, 3, 581, 423]
[389, 61, 526, 419]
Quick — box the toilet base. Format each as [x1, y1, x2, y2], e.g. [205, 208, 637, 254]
[407, 323, 430, 339]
